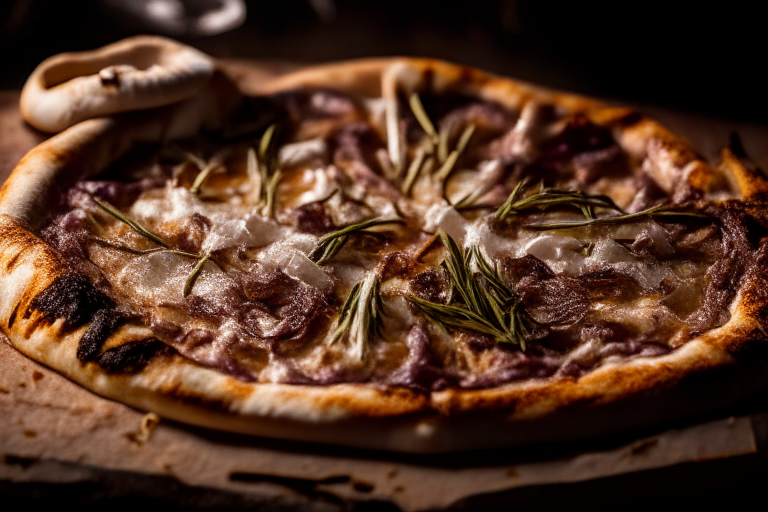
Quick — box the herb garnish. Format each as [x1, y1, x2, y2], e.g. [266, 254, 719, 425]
[93, 198, 220, 297]
[93, 198, 169, 248]
[331, 273, 385, 360]
[248, 123, 283, 218]
[408, 232, 534, 348]
[409, 93, 439, 146]
[496, 181, 621, 222]
[524, 203, 707, 231]
[309, 217, 404, 265]
[189, 162, 222, 196]
[435, 124, 475, 182]
[399, 93, 475, 196]
[183, 253, 211, 297]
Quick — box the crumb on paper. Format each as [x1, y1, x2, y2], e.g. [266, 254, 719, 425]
[126, 412, 161, 445]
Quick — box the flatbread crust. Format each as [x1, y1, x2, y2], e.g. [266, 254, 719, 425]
[2, 44, 768, 453]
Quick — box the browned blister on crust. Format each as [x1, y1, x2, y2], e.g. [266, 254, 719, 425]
[2, 47, 768, 453]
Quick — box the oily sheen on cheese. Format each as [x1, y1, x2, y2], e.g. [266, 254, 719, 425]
[38, 86, 728, 391]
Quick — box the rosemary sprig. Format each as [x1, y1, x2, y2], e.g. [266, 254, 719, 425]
[524, 203, 708, 231]
[331, 273, 384, 360]
[496, 181, 621, 222]
[249, 123, 283, 218]
[409, 233, 532, 348]
[410, 295, 517, 343]
[93, 198, 169, 248]
[309, 217, 404, 265]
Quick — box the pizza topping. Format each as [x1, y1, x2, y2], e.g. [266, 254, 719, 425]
[331, 273, 385, 361]
[309, 217, 404, 265]
[35, 81, 753, 390]
[408, 233, 534, 348]
[495, 180, 621, 223]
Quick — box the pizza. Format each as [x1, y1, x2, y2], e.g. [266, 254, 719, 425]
[2, 36, 768, 453]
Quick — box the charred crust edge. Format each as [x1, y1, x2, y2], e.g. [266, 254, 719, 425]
[77, 308, 125, 362]
[25, 273, 114, 331]
[96, 338, 166, 374]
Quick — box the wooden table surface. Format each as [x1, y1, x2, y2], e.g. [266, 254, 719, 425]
[3, 62, 768, 511]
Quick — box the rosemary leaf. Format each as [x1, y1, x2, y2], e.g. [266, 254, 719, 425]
[435, 124, 475, 181]
[386, 99, 403, 176]
[93, 198, 169, 249]
[452, 187, 486, 210]
[332, 273, 384, 360]
[455, 123, 475, 154]
[259, 123, 277, 160]
[525, 204, 708, 231]
[189, 163, 220, 196]
[186, 152, 207, 170]
[247, 147, 261, 200]
[183, 253, 211, 297]
[409, 93, 439, 144]
[310, 218, 404, 265]
[316, 188, 340, 204]
[92, 238, 198, 259]
[437, 126, 451, 163]
[263, 168, 283, 219]
[401, 146, 427, 195]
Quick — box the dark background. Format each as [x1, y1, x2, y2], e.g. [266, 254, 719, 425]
[1, 1, 765, 123]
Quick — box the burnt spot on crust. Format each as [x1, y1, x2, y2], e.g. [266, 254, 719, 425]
[7, 301, 20, 329]
[5, 251, 21, 271]
[25, 274, 113, 331]
[96, 338, 166, 374]
[77, 308, 125, 362]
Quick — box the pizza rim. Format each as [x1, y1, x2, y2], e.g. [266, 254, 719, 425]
[2, 52, 768, 453]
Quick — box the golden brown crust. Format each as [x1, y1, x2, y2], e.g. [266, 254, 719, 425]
[2, 51, 768, 452]
[20, 35, 216, 133]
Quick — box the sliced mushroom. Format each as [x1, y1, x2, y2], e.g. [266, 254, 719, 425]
[20, 35, 216, 133]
